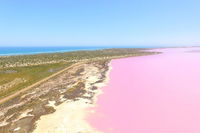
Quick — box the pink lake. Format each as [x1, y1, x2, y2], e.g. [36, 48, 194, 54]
[88, 48, 200, 133]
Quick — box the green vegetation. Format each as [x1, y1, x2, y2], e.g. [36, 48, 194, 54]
[0, 48, 157, 99]
[0, 48, 154, 68]
[0, 62, 72, 99]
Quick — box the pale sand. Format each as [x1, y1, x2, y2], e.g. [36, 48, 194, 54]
[33, 99, 99, 133]
[14, 127, 21, 131]
[33, 63, 111, 133]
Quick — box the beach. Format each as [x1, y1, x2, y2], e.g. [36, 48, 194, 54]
[32, 62, 111, 133]
[0, 48, 156, 133]
[0, 60, 111, 133]
[32, 47, 200, 133]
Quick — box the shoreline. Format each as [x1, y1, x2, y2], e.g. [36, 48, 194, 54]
[0, 47, 105, 57]
[31, 47, 200, 133]
[0, 60, 111, 133]
[85, 47, 200, 133]
[0, 49, 158, 133]
[0, 48, 157, 104]
[0, 46, 160, 57]
[33, 61, 112, 133]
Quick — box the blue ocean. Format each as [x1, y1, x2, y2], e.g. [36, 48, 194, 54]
[0, 47, 108, 56]
[0, 46, 159, 56]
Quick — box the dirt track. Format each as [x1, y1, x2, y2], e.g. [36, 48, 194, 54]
[0, 62, 84, 105]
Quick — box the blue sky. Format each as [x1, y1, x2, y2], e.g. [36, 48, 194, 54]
[0, 0, 200, 47]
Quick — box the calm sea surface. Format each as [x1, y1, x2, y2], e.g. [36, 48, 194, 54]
[0, 46, 160, 56]
[0, 47, 107, 56]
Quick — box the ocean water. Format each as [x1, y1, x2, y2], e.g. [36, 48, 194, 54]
[0, 45, 161, 56]
[0, 47, 107, 56]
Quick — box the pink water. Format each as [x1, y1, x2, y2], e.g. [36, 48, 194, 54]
[88, 48, 200, 133]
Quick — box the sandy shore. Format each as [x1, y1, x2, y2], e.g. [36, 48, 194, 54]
[0, 49, 157, 133]
[32, 62, 111, 133]
[0, 61, 110, 133]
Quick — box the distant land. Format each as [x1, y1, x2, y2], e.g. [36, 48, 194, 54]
[0, 46, 161, 56]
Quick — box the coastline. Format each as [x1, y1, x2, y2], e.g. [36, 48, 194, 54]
[0, 60, 111, 133]
[0, 47, 105, 56]
[86, 47, 200, 133]
[0, 46, 159, 56]
[0, 48, 158, 133]
[33, 61, 112, 133]
[31, 47, 200, 133]
[0, 48, 157, 102]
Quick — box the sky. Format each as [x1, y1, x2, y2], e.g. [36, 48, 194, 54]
[0, 0, 200, 47]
